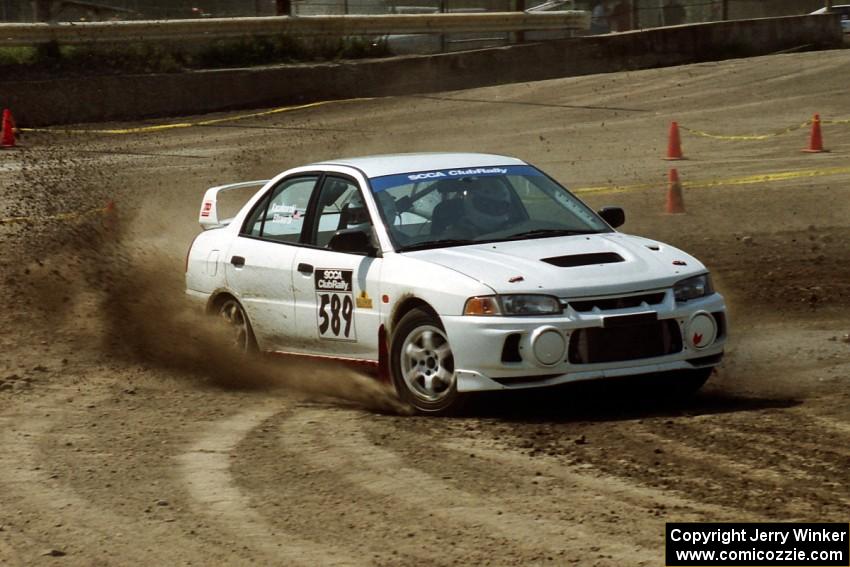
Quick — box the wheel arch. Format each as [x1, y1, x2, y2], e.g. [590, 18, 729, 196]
[389, 295, 440, 334]
[207, 291, 259, 353]
[206, 290, 240, 315]
[387, 296, 464, 415]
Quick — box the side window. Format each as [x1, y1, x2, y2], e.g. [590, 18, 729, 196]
[310, 176, 373, 248]
[243, 193, 270, 237]
[240, 176, 318, 243]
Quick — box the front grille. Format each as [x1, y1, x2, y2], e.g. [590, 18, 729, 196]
[568, 319, 682, 364]
[568, 292, 666, 312]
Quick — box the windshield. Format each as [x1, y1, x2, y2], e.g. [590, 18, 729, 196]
[369, 165, 610, 251]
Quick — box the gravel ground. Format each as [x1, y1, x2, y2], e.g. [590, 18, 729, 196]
[0, 49, 848, 566]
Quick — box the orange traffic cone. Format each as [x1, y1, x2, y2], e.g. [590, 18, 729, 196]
[665, 168, 685, 214]
[1, 109, 17, 149]
[802, 113, 826, 153]
[665, 121, 685, 160]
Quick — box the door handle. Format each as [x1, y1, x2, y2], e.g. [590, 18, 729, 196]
[297, 263, 314, 274]
[230, 255, 246, 268]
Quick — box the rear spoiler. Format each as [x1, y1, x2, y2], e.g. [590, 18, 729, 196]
[198, 180, 269, 229]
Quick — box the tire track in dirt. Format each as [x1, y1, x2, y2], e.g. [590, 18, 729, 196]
[549, 413, 850, 521]
[638, 413, 850, 514]
[632, 429, 794, 485]
[468, 401, 849, 522]
[228, 403, 467, 566]
[0, 388, 220, 566]
[627, 427, 839, 518]
[358, 415, 757, 558]
[805, 412, 850, 437]
[670, 413, 850, 474]
[279, 407, 657, 565]
[176, 405, 366, 567]
[437, 436, 744, 521]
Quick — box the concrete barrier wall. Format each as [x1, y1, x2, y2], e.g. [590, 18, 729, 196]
[1, 15, 841, 127]
[728, 0, 826, 19]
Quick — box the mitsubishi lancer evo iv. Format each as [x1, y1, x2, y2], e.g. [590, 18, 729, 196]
[185, 153, 727, 414]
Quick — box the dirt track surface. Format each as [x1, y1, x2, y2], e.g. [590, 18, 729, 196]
[1, 49, 849, 566]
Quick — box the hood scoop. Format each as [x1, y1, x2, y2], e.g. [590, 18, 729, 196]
[541, 252, 625, 268]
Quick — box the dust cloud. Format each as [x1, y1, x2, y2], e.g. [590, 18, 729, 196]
[6, 185, 408, 414]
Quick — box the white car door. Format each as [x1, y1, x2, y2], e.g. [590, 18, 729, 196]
[224, 174, 320, 351]
[290, 175, 383, 361]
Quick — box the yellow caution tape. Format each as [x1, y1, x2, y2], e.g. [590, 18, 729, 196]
[679, 121, 810, 141]
[680, 115, 850, 141]
[573, 165, 850, 196]
[18, 98, 371, 135]
[0, 203, 112, 225]
[3, 164, 848, 224]
[17, 102, 849, 141]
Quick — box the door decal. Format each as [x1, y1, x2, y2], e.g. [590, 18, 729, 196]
[356, 290, 373, 309]
[315, 268, 356, 341]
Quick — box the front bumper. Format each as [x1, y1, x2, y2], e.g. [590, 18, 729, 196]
[441, 290, 726, 393]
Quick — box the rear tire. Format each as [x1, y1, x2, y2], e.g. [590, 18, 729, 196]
[391, 308, 466, 415]
[217, 297, 257, 354]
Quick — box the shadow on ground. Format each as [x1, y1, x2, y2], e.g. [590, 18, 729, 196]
[462, 377, 800, 423]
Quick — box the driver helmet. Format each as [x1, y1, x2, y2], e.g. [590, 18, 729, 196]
[342, 191, 371, 230]
[462, 179, 512, 232]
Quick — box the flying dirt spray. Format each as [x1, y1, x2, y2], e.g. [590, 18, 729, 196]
[3, 148, 407, 414]
[94, 230, 410, 413]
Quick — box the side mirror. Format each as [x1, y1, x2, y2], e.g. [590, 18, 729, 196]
[598, 206, 625, 228]
[327, 228, 378, 256]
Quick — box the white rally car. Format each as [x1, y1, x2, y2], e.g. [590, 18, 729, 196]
[186, 153, 726, 414]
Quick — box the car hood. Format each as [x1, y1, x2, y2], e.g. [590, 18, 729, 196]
[407, 233, 706, 297]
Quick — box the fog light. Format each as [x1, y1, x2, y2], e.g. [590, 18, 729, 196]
[531, 327, 566, 366]
[687, 312, 717, 350]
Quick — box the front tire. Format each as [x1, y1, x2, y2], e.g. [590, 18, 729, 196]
[391, 308, 465, 415]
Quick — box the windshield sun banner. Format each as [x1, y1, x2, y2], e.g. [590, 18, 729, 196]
[369, 165, 543, 193]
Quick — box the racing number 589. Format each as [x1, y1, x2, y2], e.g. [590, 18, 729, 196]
[318, 292, 354, 340]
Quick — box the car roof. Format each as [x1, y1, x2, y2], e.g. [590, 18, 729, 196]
[310, 152, 528, 178]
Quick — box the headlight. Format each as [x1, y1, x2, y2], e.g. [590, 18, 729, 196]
[501, 294, 562, 315]
[463, 296, 501, 316]
[463, 295, 562, 316]
[674, 274, 714, 302]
